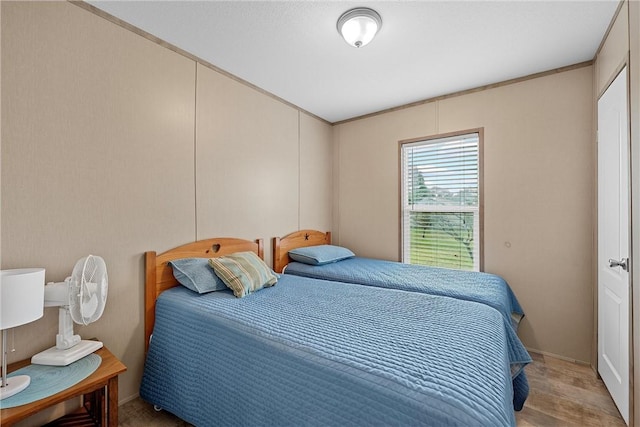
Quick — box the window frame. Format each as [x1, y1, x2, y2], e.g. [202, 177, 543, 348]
[398, 128, 484, 271]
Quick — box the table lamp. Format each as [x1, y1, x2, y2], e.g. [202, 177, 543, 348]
[0, 268, 45, 400]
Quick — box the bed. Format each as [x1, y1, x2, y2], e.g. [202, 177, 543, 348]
[273, 230, 524, 330]
[140, 237, 530, 426]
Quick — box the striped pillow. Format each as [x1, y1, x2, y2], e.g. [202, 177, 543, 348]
[209, 252, 278, 298]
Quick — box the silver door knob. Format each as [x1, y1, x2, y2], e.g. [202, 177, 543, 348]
[609, 258, 629, 272]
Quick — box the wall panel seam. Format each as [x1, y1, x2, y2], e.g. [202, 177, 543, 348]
[298, 111, 301, 230]
[194, 63, 199, 240]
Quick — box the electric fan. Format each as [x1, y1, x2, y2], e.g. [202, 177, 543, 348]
[31, 255, 108, 366]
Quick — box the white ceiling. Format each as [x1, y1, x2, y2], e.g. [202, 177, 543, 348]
[88, 1, 619, 123]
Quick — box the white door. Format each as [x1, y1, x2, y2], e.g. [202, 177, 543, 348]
[598, 66, 630, 425]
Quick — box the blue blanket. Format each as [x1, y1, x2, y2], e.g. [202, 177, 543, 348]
[141, 275, 530, 426]
[285, 257, 524, 330]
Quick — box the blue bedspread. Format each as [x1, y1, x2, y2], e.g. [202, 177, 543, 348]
[285, 257, 524, 330]
[141, 275, 530, 426]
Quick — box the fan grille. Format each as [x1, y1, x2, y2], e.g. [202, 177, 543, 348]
[69, 255, 108, 325]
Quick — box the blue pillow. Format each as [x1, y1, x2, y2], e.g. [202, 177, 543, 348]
[168, 258, 227, 293]
[288, 245, 355, 266]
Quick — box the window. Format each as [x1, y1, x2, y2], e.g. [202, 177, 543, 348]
[400, 131, 482, 271]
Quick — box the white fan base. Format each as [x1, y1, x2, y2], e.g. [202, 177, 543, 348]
[31, 340, 103, 366]
[0, 374, 31, 400]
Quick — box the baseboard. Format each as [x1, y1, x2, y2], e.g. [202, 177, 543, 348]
[525, 346, 591, 366]
[118, 392, 140, 406]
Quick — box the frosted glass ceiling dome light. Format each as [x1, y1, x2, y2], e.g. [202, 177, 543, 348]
[337, 7, 382, 48]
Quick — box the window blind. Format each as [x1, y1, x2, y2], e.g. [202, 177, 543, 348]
[401, 132, 481, 271]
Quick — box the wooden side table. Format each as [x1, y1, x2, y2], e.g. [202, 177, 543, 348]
[1, 346, 126, 426]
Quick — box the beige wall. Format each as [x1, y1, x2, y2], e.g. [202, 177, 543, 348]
[300, 112, 333, 232]
[596, 2, 629, 97]
[0, 2, 332, 423]
[334, 66, 595, 363]
[195, 63, 299, 268]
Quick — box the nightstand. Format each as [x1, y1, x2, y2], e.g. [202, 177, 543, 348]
[1, 346, 126, 426]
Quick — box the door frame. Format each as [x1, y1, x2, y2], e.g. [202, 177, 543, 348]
[596, 60, 634, 425]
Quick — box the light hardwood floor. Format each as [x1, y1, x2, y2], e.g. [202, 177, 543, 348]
[119, 351, 626, 426]
[515, 352, 625, 426]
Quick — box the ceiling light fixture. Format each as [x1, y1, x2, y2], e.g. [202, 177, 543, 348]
[337, 7, 382, 48]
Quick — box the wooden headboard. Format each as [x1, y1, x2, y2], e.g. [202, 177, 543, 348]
[144, 237, 263, 353]
[272, 230, 331, 273]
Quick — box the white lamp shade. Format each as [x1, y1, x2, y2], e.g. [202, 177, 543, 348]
[337, 8, 382, 48]
[1, 268, 45, 329]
